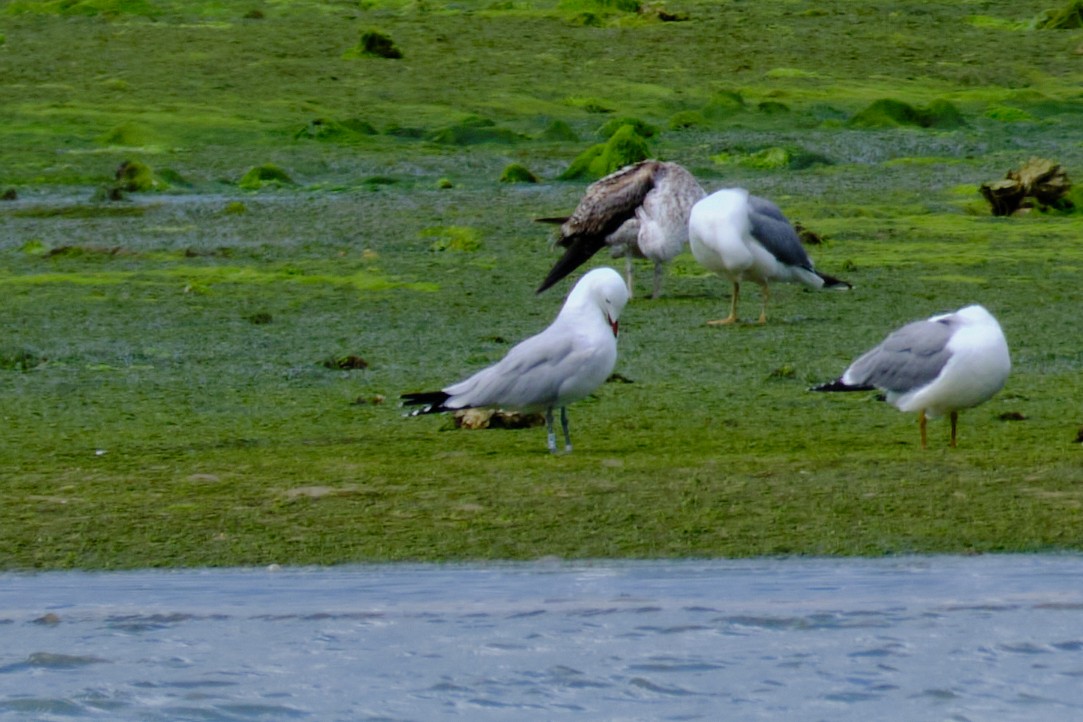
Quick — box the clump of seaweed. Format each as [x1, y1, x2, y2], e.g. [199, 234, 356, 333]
[537, 119, 579, 142]
[97, 122, 165, 149]
[4, 0, 157, 18]
[847, 98, 966, 129]
[711, 145, 832, 171]
[344, 29, 403, 59]
[559, 124, 651, 180]
[238, 163, 295, 190]
[0, 348, 47, 372]
[322, 355, 369, 370]
[295, 118, 377, 142]
[422, 225, 482, 252]
[668, 110, 709, 130]
[499, 163, 539, 183]
[112, 159, 165, 193]
[1037, 0, 1083, 29]
[701, 90, 747, 120]
[426, 117, 523, 145]
[596, 116, 658, 139]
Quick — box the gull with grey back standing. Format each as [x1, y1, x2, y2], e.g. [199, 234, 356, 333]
[403, 268, 630, 453]
[688, 187, 850, 324]
[813, 304, 1011, 448]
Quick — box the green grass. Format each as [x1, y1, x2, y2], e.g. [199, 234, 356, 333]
[1, 0, 1082, 569]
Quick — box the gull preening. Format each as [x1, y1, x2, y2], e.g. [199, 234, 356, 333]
[403, 267, 630, 454]
[688, 188, 850, 324]
[536, 160, 706, 298]
[813, 304, 1011, 448]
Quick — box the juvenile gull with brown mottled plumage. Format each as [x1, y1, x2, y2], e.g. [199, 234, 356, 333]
[536, 160, 706, 298]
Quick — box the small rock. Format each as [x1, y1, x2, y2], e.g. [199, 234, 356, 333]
[323, 355, 369, 370]
[453, 409, 545, 430]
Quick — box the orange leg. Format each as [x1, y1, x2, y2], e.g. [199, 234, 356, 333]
[757, 282, 771, 324]
[708, 281, 740, 325]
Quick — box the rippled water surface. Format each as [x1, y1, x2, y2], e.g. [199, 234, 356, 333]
[3, 555, 1083, 721]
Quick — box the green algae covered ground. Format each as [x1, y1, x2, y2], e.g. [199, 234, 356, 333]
[1, 0, 1082, 569]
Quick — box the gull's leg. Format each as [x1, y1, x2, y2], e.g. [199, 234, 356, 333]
[919, 410, 928, 449]
[624, 252, 635, 299]
[651, 261, 664, 299]
[560, 406, 572, 453]
[708, 281, 740, 325]
[545, 407, 557, 453]
[949, 410, 958, 448]
[757, 282, 771, 324]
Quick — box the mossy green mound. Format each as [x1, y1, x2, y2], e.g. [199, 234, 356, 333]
[537, 119, 579, 142]
[344, 29, 403, 59]
[701, 91, 747, 120]
[596, 117, 658, 140]
[848, 98, 966, 129]
[560, 0, 642, 25]
[238, 164, 295, 190]
[1038, 0, 1083, 28]
[295, 118, 378, 143]
[3, 0, 157, 17]
[97, 122, 167, 150]
[668, 110, 709, 130]
[985, 105, 1037, 123]
[0, 348, 47, 371]
[427, 117, 524, 145]
[422, 225, 482, 252]
[499, 163, 539, 183]
[112, 160, 166, 192]
[711, 145, 832, 171]
[559, 124, 651, 180]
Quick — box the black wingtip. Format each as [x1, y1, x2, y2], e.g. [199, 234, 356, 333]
[401, 390, 451, 414]
[537, 234, 607, 294]
[817, 271, 852, 290]
[810, 378, 873, 393]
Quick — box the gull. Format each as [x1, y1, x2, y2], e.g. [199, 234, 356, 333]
[536, 160, 706, 298]
[812, 304, 1011, 448]
[402, 267, 630, 453]
[688, 187, 850, 324]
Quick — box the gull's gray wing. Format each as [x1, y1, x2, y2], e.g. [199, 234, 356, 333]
[844, 316, 960, 393]
[443, 325, 610, 411]
[747, 195, 814, 269]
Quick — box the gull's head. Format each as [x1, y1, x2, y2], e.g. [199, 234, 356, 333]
[954, 304, 998, 327]
[565, 267, 629, 337]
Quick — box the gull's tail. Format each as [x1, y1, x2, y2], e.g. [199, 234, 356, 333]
[815, 270, 852, 290]
[401, 390, 452, 414]
[810, 378, 873, 393]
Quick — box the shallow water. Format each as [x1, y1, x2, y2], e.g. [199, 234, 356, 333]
[2, 555, 1083, 721]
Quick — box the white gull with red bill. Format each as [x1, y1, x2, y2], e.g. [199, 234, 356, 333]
[403, 267, 629, 453]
